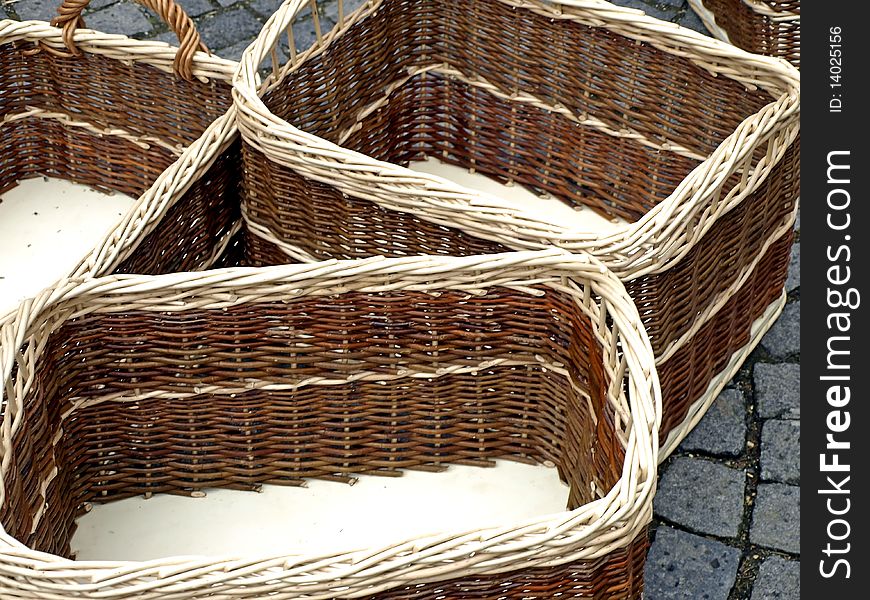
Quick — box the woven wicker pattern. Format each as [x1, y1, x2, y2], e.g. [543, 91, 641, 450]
[0, 250, 659, 599]
[690, 0, 800, 67]
[358, 533, 649, 599]
[226, 0, 800, 449]
[0, 14, 241, 319]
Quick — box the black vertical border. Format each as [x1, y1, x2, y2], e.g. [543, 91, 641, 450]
[802, 2, 869, 597]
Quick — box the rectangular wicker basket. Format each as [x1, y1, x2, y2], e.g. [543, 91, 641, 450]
[231, 0, 800, 455]
[689, 0, 800, 67]
[0, 0, 242, 305]
[0, 249, 659, 599]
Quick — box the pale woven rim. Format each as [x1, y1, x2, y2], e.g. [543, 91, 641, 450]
[233, 0, 800, 281]
[0, 18, 237, 82]
[0, 249, 660, 599]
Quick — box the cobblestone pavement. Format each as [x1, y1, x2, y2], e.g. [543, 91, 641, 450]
[2, 1, 800, 598]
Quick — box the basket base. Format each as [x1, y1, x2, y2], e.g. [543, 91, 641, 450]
[0, 177, 134, 315]
[72, 460, 569, 562]
[410, 157, 627, 234]
[660, 290, 786, 458]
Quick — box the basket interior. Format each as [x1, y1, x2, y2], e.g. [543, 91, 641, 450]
[261, 0, 776, 223]
[0, 39, 231, 198]
[2, 284, 628, 559]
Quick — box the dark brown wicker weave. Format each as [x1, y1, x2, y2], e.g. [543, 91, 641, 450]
[693, 0, 800, 67]
[0, 0, 240, 280]
[0, 251, 659, 599]
[232, 0, 800, 452]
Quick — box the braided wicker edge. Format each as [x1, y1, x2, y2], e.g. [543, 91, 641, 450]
[687, 0, 735, 42]
[231, 0, 800, 280]
[0, 249, 661, 599]
[0, 18, 236, 82]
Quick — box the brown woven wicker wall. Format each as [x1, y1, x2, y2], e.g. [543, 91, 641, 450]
[359, 532, 649, 600]
[0, 40, 240, 277]
[242, 130, 797, 448]
[625, 138, 799, 356]
[0, 42, 229, 196]
[113, 140, 243, 275]
[702, 0, 800, 67]
[657, 230, 793, 435]
[253, 0, 772, 225]
[3, 287, 622, 560]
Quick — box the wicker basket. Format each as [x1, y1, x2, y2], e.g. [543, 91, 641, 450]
[231, 0, 800, 455]
[0, 0, 242, 301]
[689, 0, 800, 67]
[0, 249, 659, 599]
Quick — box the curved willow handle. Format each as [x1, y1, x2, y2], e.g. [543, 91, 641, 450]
[49, 0, 209, 81]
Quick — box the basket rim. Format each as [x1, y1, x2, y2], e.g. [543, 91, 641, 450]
[0, 249, 661, 597]
[233, 0, 800, 280]
[0, 18, 237, 82]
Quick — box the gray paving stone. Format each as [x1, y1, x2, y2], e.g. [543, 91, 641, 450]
[620, 0, 680, 21]
[175, 0, 215, 18]
[679, 6, 711, 35]
[754, 363, 799, 419]
[679, 388, 746, 456]
[289, 15, 318, 53]
[751, 556, 800, 600]
[86, 2, 153, 36]
[9, 0, 57, 21]
[86, 0, 119, 11]
[654, 457, 745, 538]
[751, 483, 800, 554]
[196, 6, 262, 50]
[760, 419, 800, 484]
[785, 241, 799, 291]
[320, 0, 367, 28]
[248, 0, 285, 18]
[645, 526, 740, 600]
[213, 38, 251, 61]
[153, 30, 181, 45]
[761, 300, 799, 358]
[214, 0, 239, 7]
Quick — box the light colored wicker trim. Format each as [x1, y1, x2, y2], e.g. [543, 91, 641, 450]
[687, 0, 734, 43]
[0, 18, 236, 83]
[241, 204, 320, 262]
[660, 290, 786, 458]
[1, 107, 185, 155]
[0, 249, 660, 599]
[233, 0, 800, 280]
[243, 170, 798, 370]
[742, 0, 800, 21]
[61, 353, 576, 406]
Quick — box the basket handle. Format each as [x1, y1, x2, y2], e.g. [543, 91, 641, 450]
[49, 0, 209, 81]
